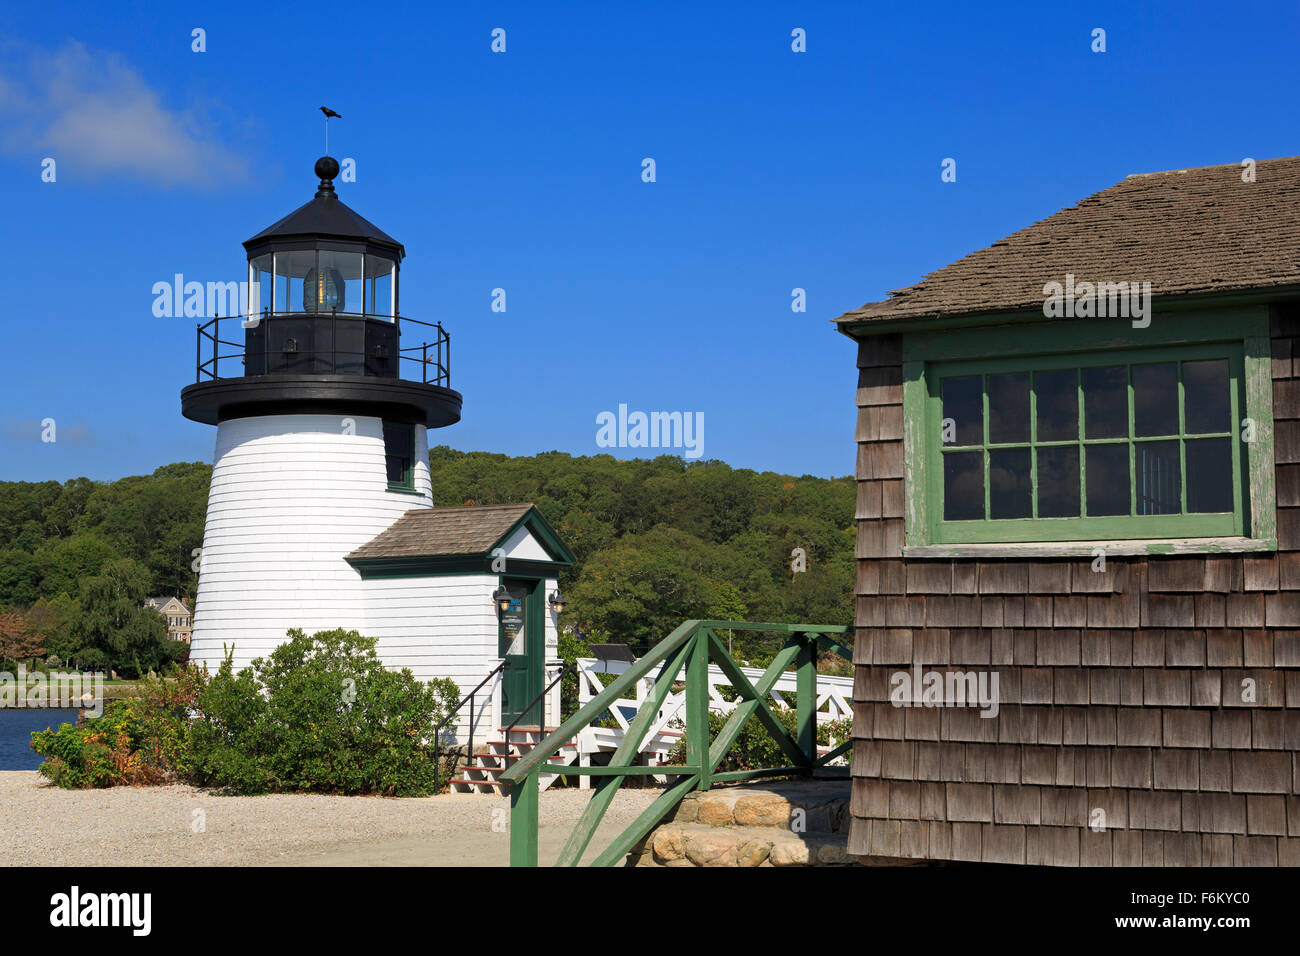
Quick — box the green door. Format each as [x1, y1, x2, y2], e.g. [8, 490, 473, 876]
[499, 579, 542, 726]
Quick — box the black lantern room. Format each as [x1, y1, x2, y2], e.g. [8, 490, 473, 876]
[181, 157, 462, 429]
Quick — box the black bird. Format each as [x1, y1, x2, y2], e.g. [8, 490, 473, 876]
[320, 107, 341, 119]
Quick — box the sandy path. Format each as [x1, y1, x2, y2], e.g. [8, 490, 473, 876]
[0, 771, 659, 867]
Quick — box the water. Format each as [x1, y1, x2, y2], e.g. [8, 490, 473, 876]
[0, 709, 82, 771]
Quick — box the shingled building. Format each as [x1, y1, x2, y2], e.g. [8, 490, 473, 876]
[838, 157, 1300, 866]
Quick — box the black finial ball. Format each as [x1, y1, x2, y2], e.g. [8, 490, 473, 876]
[315, 156, 340, 181]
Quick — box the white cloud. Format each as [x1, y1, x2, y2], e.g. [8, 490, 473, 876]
[0, 39, 249, 187]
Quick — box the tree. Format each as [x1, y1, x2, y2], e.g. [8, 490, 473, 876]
[0, 549, 41, 606]
[0, 611, 43, 667]
[25, 594, 81, 661]
[34, 534, 120, 599]
[74, 558, 168, 677]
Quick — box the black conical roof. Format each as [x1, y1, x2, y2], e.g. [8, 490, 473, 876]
[243, 156, 404, 260]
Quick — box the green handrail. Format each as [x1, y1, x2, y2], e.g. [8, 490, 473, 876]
[500, 619, 850, 866]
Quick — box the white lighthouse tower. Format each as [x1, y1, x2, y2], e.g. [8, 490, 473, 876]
[182, 156, 462, 672]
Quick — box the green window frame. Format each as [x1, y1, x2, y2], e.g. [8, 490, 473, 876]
[383, 421, 415, 492]
[900, 309, 1277, 555]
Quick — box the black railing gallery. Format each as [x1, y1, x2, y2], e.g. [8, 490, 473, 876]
[194, 311, 451, 387]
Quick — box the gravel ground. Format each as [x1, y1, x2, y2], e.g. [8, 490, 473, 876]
[0, 771, 661, 866]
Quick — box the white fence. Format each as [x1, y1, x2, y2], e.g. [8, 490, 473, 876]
[571, 655, 853, 788]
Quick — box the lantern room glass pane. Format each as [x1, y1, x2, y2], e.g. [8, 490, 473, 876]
[365, 255, 396, 319]
[276, 250, 315, 314]
[251, 254, 273, 315]
[314, 250, 364, 314]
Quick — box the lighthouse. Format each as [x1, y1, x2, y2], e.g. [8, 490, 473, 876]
[182, 156, 462, 672]
[181, 157, 574, 746]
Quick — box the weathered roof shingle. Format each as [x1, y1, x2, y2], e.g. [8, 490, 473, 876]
[347, 503, 535, 561]
[836, 156, 1300, 326]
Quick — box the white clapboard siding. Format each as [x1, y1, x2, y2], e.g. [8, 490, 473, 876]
[359, 570, 561, 742]
[189, 413, 431, 673]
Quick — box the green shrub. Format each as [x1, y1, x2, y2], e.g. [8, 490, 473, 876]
[185, 628, 460, 796]
[32, 629, 461, 796]
[30, 667, 201, 788]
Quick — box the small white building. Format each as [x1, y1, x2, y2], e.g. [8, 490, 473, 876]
[181, 156, 574, 743]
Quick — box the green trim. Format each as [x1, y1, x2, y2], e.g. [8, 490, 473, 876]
[904, 536, 1275, 559]
[348, 556, 567, 579]
[901, 309, 1276, 549]
[346, 504, 575, 577]
[495, 508, 578, 566]
[838, 288, 1300, 339]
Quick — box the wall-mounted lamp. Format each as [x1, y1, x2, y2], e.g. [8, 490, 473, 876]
[548, 590, 566, 614]
[492, 586, 513, 614]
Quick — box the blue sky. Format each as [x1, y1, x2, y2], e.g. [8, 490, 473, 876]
[1, 1, 1297, 483]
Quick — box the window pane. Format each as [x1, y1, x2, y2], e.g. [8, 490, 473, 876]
[1083, 366, 1127, 439]
[1136, 440, 1181, 515]
[1086, 444, 1130, 516]
[988, 373, 1030, 444]
[1186, 438, 1233, 513]
[989, 448, 1031, 519]
[1133, 363, 1179, 437]
[383, 423, 411, 485]
[941, 377, 983, 446]
[1183, 359, 1230, 434]
[943, 451, 984, 521]
[1037, 446, 1080, 518]
[1035, 369, 1078, 442]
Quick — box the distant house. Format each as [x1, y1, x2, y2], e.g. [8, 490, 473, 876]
[144, 597, 193, 644]
[837, 158, 1300, 867]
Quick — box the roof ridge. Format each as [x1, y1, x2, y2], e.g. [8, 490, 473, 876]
[1123, 155, 1300, 179]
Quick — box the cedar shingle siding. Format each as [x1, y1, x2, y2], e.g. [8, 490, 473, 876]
[847, 310, 1300, 866]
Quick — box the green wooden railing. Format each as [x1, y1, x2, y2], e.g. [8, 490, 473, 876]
[500, 619, 851, 867]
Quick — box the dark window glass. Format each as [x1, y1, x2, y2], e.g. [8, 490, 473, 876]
[941, 376, 983, 446]
[1133, 363, 1179, 437]
[1186, 438, 1233, 513]
[1036, 446, 1080, 518]
[943, 451, 984, 521]
[1183, 359, 1230, 434]
[1136, 440, 1181, 515]
[1083, 366, 1127, 439]
[1035, 369, 1078, 442]
[383, 422, 413, 487]
[1086, 444, 1130, 516]
[988, 373, 1030, 444]
[989, 448, 1031, 519]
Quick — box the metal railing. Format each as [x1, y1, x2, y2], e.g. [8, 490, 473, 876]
[432, 660, 507, 792]
[500, 620, 851, 867]
[193, 311, 451, 387]
[501, 660, 574, 749]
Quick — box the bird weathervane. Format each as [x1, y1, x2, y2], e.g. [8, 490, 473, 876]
[319, 106, 341, 153]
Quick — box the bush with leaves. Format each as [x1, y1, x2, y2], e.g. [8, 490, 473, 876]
[30, 667, 202, 788]
[185, 628, 460, 796]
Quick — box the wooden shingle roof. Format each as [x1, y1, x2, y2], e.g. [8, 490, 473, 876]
[836, 156, 1300, 327]
[347, 503, 540, 561]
